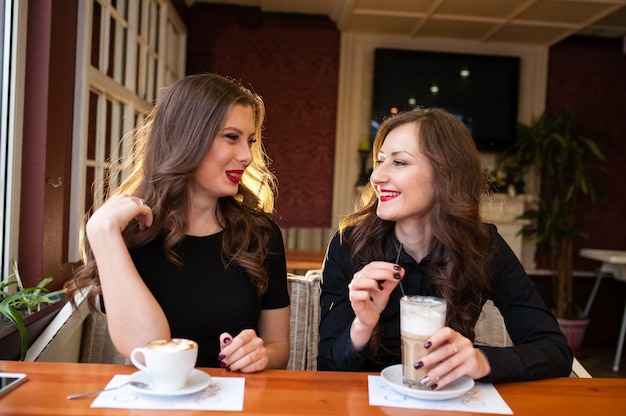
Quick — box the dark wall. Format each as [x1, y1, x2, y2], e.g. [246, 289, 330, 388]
[539, 36, 626, 347]
[186, 5, 340, 228]
[546, 36, 626, 271]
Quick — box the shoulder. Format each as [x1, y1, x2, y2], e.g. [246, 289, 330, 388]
[483, 222, 513, 252]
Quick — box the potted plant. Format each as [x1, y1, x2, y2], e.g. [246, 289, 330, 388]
[495, 109, 606, 355]
[0, 259, 64, 360]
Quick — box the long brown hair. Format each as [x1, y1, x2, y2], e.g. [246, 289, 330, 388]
[66, 73, 278, 311]
[341, 107, 493, 347]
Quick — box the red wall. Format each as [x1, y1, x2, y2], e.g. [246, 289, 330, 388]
[546, 36, 626, 271]
[542, 36, 626, 347]
[186, 5, 340, 228]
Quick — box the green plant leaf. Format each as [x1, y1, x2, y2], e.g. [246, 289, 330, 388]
[0, 302, 28, 360]
[1, 260, 64, 360]
[496, 109, 607, 318]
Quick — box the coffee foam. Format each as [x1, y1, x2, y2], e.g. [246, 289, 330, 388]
[147, 338, 197, 352]
[401, 310, 446, 335]
[400, 297, 446, 336]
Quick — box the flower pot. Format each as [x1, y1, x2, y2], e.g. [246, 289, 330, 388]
[557, 317, 590, 358]
[0, 300, 65, 360]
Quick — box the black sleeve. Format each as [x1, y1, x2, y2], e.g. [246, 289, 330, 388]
[317, 231, 368, 371]
[477, 225, 573, 383]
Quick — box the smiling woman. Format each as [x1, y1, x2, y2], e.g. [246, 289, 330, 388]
[65, 73, 290, 372]
[318, 107, 573, 388]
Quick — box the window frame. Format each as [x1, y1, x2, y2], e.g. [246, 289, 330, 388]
[68, 0, 186, 262]
[0, 0, 27, 279]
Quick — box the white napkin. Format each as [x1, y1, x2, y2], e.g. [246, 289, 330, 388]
[368, 376, 513, 414]
[90, 374, 245, 411]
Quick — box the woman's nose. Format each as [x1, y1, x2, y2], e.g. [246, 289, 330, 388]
[238, 143, 253, 166]
[370, 164, 386, 185]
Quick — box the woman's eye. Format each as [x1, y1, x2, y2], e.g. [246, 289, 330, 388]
[393, 160, 406, 166]
[225, 134, 239, 141]
[374, 159, 383, 166]
[248, 138, 257, 146]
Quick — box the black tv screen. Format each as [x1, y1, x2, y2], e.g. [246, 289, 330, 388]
[371, 49, 520, 151]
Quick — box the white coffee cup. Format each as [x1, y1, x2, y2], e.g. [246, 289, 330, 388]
[400, 295, 447, 389]
[130, 338, 198, 391]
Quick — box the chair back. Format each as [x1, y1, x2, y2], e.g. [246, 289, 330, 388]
[474, 300, 514, 347]
[287, 271, 321, 370]
[79, 310, 129, 364]
[474, 299, 589, 378]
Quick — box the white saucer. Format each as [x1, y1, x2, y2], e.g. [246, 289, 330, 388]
[128, 369, 212, 396]
[380, 364, 474, 401]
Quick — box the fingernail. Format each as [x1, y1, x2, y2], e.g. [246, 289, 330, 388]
[220, 360, 228, 368]
[378, 283, 384, 290]
[218, 354, 225, 361]
[393, 273, 401, 280]
[226, 366, 232, 372]
[414, 361, 424, 369]
[430, 384, 438, 390]
[393, 265, 401, 271]
[420, 375, 430, 385]
[223, 337, 231, 345]
[370, 296, 374, 301]
[424, 341, 432, 349]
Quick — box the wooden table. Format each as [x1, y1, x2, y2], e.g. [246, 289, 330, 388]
[1, 360, 626, 415]
[285, 249, 325, 271]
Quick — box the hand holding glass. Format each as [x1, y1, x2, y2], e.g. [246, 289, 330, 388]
[400, 296, 447, 389]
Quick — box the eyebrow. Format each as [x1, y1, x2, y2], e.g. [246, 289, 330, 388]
[378, 150, 416, 158]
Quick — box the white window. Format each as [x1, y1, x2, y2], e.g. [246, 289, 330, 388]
[0, 0, 27, 278]
[69, 0, 186, 262]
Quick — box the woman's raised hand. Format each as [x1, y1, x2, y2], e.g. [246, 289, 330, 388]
[348, 261, 404, 327]
[86, 194, 153, 239]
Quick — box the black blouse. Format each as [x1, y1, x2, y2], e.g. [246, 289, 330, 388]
[318, 224, 573, 383]
[130, 219, 289, 367]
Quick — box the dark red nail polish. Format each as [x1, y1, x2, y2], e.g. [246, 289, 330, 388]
[414, 361, 424, 369]
[430, 384, 438, 390]
[393, 265, 401, 271]
[223, 337, 231, 345]
[424, 341, 432, 349]
[393, 273, 401, 279]
[218, 354, 225, 361]
[220, 360, 228, 368]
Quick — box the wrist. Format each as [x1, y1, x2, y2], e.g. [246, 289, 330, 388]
[475, 348, 492, 379]
[350, 317, 376, 351]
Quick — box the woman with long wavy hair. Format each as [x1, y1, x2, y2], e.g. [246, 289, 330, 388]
[318, 107, 572, 388]
[65, 73, 289, 372]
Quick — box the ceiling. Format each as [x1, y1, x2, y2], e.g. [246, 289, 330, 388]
[189, 0, 626, 46]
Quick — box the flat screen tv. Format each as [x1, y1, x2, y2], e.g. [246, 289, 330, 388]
[371, 48, 520, 151]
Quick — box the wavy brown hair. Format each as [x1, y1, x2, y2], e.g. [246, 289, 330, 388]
[340, 107, 493, 355]
[65, 73, 278, 311]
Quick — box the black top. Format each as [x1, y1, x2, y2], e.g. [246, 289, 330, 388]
[318, 224, 573, 383]
[130, 219, 289, 367]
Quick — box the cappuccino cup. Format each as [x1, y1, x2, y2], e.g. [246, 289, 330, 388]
[400, 296, 447, 389]
[130, 338, 198, 391]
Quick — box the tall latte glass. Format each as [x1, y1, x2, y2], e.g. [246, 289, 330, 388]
[400, 295, 447, 389]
